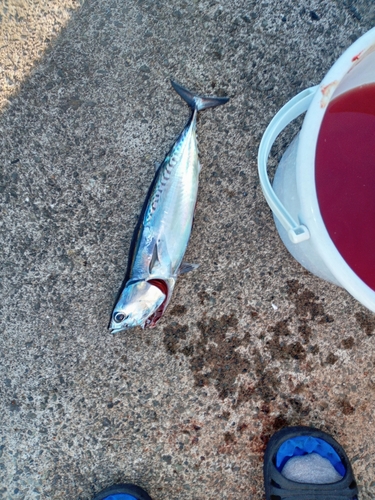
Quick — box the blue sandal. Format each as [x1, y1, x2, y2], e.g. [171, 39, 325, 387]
[92, 483, 153, 500]
[264, 426, 358, 500]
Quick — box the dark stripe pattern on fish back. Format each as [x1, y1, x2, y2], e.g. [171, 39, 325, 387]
[145, 125, 189, 223]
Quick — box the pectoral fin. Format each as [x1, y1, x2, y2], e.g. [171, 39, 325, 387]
[178, 262, 200, 275]
[149, 243, 160, 274]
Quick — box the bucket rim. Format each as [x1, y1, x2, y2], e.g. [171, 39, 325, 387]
[297, 27, 375, 310]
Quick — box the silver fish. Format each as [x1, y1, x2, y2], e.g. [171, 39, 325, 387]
[109, 80, 229, 333]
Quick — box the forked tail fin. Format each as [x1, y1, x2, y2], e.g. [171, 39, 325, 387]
[171, 79, 229, 111]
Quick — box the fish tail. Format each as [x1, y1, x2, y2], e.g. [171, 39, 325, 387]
[171, 79, 229, 112]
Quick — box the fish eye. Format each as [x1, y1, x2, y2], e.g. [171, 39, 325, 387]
[114, 312, 126, 323]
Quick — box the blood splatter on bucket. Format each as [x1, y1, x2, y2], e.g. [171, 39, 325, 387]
[258, 28, 375, 311]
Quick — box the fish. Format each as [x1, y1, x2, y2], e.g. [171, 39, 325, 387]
[109, 80, 229, 333]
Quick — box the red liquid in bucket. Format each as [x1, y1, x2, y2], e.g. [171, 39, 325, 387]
[316, 83, 375, 290]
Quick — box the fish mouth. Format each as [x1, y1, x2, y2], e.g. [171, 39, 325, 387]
[109, 325, 131, 334]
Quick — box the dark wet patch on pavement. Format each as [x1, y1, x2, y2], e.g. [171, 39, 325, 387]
[355, 310, 375, 336]
[339, 397, 355, 415]
[161, 278, 358, 442]
[286, 279, 333, 323]
[163, 322, 189, 355]
[169, 304, 187, 316]
[266, 320, 306, 361]
[342, 336, 355, 349]
[190, 314, 246, 399]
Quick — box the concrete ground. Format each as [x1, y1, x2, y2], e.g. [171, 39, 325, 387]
[1, 0, 375, 498]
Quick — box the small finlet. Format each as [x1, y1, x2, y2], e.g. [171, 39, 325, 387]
[178, 262, 200, 275]
[171, 80, 229, 112]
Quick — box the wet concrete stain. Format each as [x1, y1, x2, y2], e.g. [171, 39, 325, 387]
[355, 310, 375, 336]
[339, 397, 355, 415]
[169, 304, 187, 316]
[266, 320, 306, 361]
[325, 352, 339, 365]
[233, 345, 282, 407]
[259, 280, 334, 368]
[252, 366, 281, 404]
[190, 314, 247, 399]
[163, 313, 256, 400]
[161, 280, 342, 427]
[342, 336, 354, 349]
[286, 279, 333, 323]
[197, 290, 210, 305]
[249, 414, 289, 454]
[223, 431, 236, 444]
[163, 322, 189, 355]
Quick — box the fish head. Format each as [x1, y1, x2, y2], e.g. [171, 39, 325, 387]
[109, 280, 166, 333]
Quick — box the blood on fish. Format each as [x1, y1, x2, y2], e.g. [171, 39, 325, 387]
[148, 279, 168, 297]
[147, 279, 169, 327]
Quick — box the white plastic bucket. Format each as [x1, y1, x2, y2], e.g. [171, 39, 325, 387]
[258, 27, 375, 311]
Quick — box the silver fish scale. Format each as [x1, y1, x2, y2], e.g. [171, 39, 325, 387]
[145, 123, 192, 225]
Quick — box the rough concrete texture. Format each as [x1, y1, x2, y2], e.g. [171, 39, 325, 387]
[1, 0, 375, 499]
[0, 0, 83, 110]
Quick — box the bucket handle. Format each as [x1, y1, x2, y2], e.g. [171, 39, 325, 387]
[257, 85, 319, 244]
